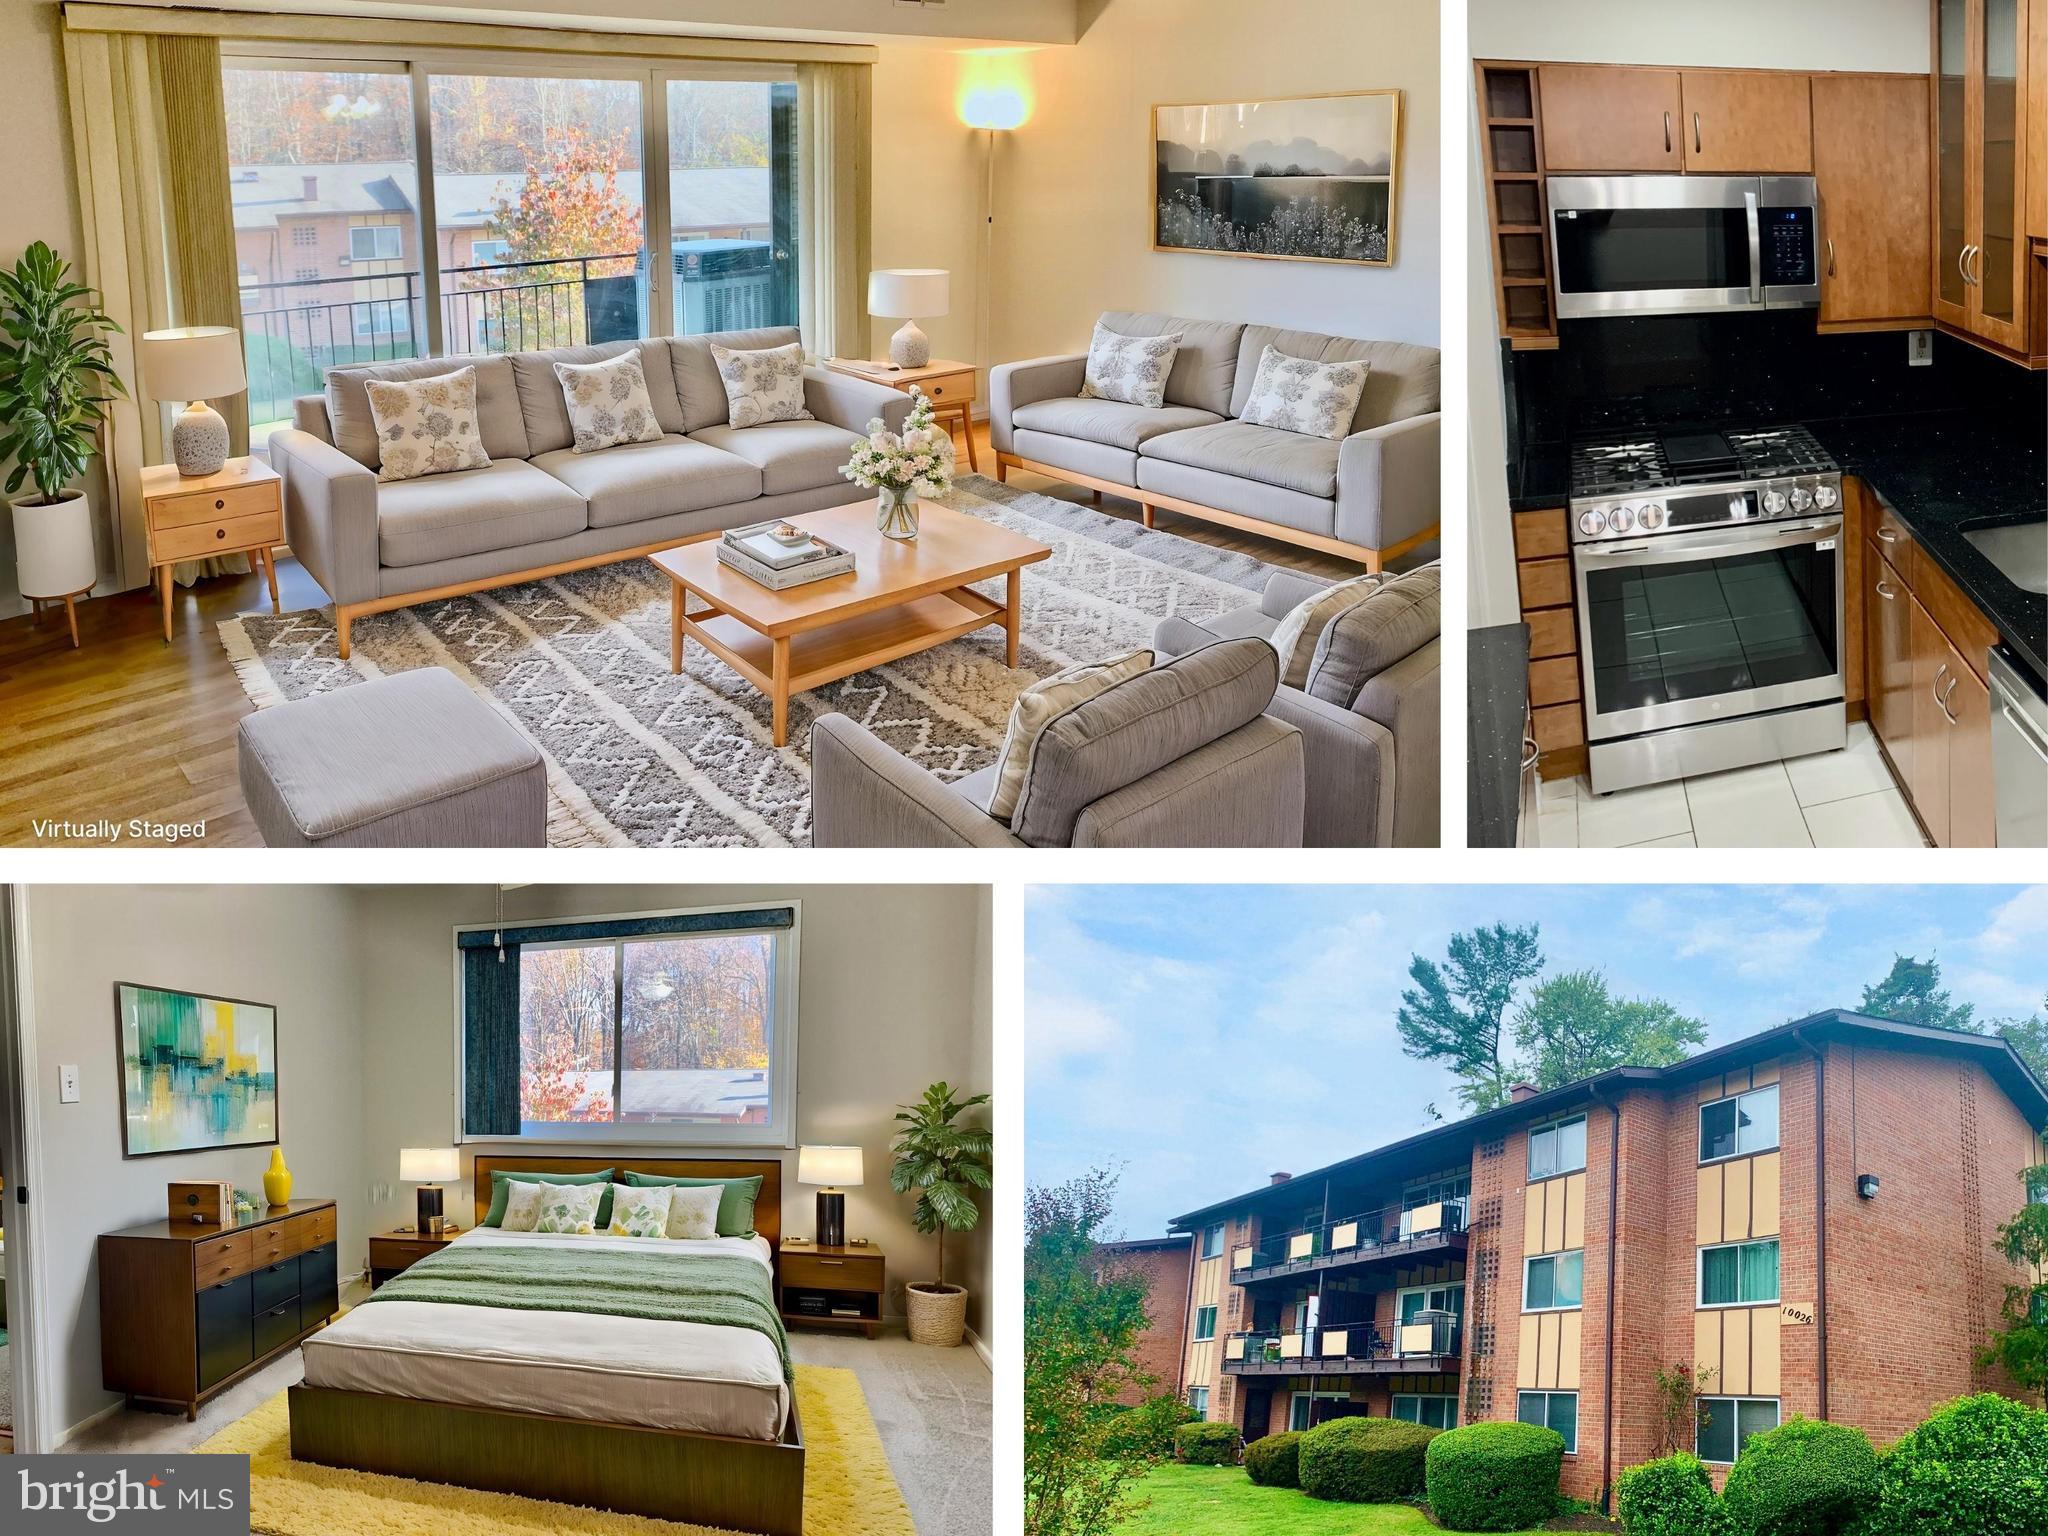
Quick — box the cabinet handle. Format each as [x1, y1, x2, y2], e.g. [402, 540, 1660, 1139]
[1693, 111, 1702, 154]
[1826, 237, 1836, 277]
[1663, 110, 1672, 153]
[1931, 663, 1950, 708]
[1874, 579, 1896, 601]
[1968, 245, 1983, 285]
[818, 1259, 845, 1266]
[1876, 527, 1898, 544]
[1958, 246, 1972, 284]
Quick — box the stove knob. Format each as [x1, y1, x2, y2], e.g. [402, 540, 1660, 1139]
[1607, 504, 1636, 533]
[1762, 489, 1789, 516]
[1637, 502, 1667, 530]
[1790, 487, 1815, 512]
[1579, 509, 1608, 537]
[1812, 484, 1838, 510]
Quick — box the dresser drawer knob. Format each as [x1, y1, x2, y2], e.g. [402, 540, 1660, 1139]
[930, 385, 944, 396]
[215, 527, 227, 540]
[214, 498, 225, 510]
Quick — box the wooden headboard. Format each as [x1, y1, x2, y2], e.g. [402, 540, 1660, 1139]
[470, 1155, 783, 1249]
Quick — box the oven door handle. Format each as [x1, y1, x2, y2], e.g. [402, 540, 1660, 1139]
[1745, 188, 1763, 305]
[1578, 519, 1842, 565]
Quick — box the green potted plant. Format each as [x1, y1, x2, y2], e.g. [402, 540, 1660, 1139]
[0, 242, 124, 630]
[891, 1080, 991, 1347]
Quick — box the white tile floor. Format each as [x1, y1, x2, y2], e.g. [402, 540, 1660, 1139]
[1535, 722, 1928, 849]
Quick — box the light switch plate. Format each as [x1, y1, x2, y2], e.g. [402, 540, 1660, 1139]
[1908, 329, 1933, 366]
[59, 1063, 80, 1103]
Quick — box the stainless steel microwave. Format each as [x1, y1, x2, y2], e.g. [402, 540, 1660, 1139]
[1548, 174, 1820, 319]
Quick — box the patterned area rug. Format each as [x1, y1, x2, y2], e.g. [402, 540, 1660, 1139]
[220, 476, 1278, 846]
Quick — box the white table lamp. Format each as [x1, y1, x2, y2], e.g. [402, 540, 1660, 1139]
[867, 270, 950, 369]
[140, 325, 246, 477]
[797, 1144, 864, 1247]
[400, 1146, 460, 1234]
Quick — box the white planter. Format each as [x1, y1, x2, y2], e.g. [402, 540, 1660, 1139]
[905, 1282, 968, 1347]
[10, 489, 95, 600]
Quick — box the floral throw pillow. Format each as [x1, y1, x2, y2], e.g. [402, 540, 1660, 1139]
[532, 1181, 605, 1236]
[1078, 322, 1182, 409]
[362, 366, 491, 482]
[499, 1181, 545, 1233]
[607, 1183, 674, 1239]
[710, 341, 812, 429]
[553, 353, 665, 454]
[1236, 345, 1370, 441]
[664, 1184, 723, 1241]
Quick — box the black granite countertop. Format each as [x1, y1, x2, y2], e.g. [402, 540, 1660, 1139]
[1468, 622, 1530, 849]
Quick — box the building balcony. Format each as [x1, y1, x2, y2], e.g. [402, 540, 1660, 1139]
[1220, 1312, 1462, 1378]
[1231, 1199, 1468, 1286]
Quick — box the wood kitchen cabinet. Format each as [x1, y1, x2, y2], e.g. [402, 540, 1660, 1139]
[1813, 74, 1934, 325]
[1539, 65, 1683, 170]
[1909, 596, 1957, 843]
[1907, 595, 1995, 847]
[1680, 70, 1815, 172]
[1932, 0, 2035, 355]
[1867, 543, 1917, 787]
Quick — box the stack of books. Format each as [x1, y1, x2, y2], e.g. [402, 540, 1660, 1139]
[716, 520, 855, 590]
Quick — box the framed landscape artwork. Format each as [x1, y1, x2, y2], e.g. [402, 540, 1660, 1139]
[1152, 89, 1401, 266]
[116, 982, 279, 1158]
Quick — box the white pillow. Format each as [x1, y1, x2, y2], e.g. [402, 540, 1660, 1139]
[985, 648, 1154, 824]
[363, 365, 491, 482]
[664, 1183, 724, 1241]
[607, 1183, 674, 1238]
[710, 341, 812, 429]
[532, 1181, 605, 1235]
[1270, 573, 1389, 691]
[1078, 322, 1182, 409]
[1237, 345, 1370, 441]
[554, 353, 665, 454]
[499, 1180, 545, 1233]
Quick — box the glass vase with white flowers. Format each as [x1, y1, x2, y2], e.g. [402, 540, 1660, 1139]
[841, 386, 955, 540]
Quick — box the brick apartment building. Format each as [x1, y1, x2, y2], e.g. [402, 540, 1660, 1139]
[1132, 1011, 2048, 1504]
[1095, 1235, 1195, 1406]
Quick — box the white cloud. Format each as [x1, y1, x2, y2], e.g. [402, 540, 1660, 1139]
[1974, 886, 2048, 955]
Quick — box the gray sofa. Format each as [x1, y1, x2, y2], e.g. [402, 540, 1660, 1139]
[989, 311, 1439, 568]
[267, 326, 910, 657]
[1154, 564, 1440, 848]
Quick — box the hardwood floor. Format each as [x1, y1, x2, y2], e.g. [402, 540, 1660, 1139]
[0, 423, 1368, 847]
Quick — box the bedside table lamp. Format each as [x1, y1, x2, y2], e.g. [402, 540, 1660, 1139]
[139, 325, 246, 477]
[867, 270, 949, 369]
[400, 1147, 459, 1235]
[798, 1144, 863, 1247]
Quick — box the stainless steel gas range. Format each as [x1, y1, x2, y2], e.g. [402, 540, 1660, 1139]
[1569, 424, 1847, 795]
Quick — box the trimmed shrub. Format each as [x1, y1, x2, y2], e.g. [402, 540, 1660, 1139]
[1617, 1452, 1734, 1536]
[1299, 1417, 1439, 1503]
[1172, 1419, 1242, 1466]
[1245, 1430, 1304, 1488]
[1869, 1393, 2048, 1536]
[1720, 1417, 1879, 1536]
[1426, 1420, 1566, 1531]
[1097, 1394, 1195, 1461]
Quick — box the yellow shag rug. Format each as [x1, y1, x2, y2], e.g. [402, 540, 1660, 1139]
[195, 1365, 913, 1536]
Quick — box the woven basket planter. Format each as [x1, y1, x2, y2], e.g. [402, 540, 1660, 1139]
[906, 1282, 968, 1346]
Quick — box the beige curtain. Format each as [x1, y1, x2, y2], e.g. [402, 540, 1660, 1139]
[62, 26, 250, 590]
[796, 61, 872, 362]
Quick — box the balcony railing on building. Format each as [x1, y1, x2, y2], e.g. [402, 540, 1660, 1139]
[1221, 1309, 1461, 1375]
[1230, 1198, 1468, 1282]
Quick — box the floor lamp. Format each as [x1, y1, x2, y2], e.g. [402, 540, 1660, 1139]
[960, 89, 1027, 397]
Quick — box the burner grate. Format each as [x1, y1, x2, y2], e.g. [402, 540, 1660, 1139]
[1570, 420, 1838, 497]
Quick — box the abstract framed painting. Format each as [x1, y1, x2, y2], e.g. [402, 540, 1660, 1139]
[1152, 89, 1402, 266]
[115, 982, 279, 1159]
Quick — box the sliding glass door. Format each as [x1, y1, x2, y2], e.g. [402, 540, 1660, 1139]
[664, 77, 798, 334]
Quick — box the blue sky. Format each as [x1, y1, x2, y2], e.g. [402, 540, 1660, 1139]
[1025, 884, 2048, 1240]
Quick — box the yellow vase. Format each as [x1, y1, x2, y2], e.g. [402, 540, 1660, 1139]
[263, 1147, 293, 1207]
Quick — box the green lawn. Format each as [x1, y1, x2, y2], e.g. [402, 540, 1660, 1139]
[1114, 1465, 1552, 1535]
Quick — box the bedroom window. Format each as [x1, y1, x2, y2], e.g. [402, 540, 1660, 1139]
[459, 903, 799, 1147]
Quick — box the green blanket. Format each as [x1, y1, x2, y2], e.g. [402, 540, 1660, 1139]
[362, 1243, 791, 1382]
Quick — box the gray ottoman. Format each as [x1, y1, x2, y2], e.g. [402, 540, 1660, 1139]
[237, 667, 546, 847]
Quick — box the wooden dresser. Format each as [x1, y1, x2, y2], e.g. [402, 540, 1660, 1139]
[99, 1199, 340, 1418]
[778, 1239, 884, 1339]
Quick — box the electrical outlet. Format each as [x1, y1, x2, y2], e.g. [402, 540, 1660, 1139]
[1908, 329, 1933, 366]
[59, 1063, 80, 1103]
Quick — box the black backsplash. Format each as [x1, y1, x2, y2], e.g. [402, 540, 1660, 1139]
[1504, 312, 2047, 491]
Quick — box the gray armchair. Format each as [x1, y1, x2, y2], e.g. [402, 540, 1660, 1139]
[810, 637, 1305, 847]
[1153, 565, 1440, 848]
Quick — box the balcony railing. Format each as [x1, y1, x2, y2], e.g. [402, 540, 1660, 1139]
[1230, 1198, 1468, 1281]
[1222, 1310, 1461, 1374]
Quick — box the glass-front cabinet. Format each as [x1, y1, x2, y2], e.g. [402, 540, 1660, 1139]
[1933, 0, 2034, 353]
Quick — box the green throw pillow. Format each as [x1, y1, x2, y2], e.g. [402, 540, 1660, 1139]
[623, 1171, 763, 1238]
[486, 1169, 616, 1230]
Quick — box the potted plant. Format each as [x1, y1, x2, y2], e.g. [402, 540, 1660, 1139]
[891, 1080, 991, 1347]
[0, 242, 124, 629]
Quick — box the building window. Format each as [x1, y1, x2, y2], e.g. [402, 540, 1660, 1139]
[1523, 1250, 1584, 1311]
[1289, 1392, 1348, 1432]
[349, 224, 403, 261]
[1700, 1084, 1780, 1163]
[1699, 1239, 1780, 1306]
[1201, 1223, 1225, 1260]
[1696, 1396, 1779, 1464]
[469, 238, 511, 266]
[1518, 1390, 1578, 1452]
[1398, 1282, 1466, 1324]
[290, 224, 317, 247]
[1393, 1393, 1459, 1429]
[1187, 1385, 1209, 1418]
[1194, 1305, 1217, 1342]
[1528, 1115, 1587, 1180]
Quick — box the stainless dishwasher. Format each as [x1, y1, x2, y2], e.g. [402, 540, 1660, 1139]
[1988, 647, 2048, 848]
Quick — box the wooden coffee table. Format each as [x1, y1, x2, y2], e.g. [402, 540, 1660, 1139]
[650, 499, 1053, 746]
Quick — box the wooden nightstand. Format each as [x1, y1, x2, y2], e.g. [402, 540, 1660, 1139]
[140, 456, 283, 642]
[823, 357, 979, 472]
[368, 1227, 461, 1288]
[778, 1239, 884, 1339]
